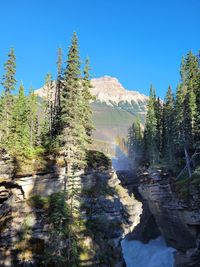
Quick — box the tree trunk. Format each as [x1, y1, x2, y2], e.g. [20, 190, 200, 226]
[184, 145, 192, 178]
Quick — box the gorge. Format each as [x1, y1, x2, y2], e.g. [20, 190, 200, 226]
[1, 74, 200, 267]
[2, 148, 200, 266]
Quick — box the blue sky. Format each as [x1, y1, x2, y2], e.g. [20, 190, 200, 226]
[0, 0, 199, 98]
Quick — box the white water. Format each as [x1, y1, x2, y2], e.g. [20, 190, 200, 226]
[121, 236, 176, 267]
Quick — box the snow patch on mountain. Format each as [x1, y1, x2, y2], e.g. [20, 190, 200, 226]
[90, 76, 148, 107]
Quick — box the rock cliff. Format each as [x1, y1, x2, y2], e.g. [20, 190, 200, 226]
[139, 169, 200, 267]
[0, 152, 142, 267]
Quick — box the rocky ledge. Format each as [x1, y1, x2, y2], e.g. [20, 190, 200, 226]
[139, 169, 200, 267]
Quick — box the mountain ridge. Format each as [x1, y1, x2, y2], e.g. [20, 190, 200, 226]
[91, 76, 148, 107]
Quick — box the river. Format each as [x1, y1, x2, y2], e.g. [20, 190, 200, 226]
[121, 236, 176, 267]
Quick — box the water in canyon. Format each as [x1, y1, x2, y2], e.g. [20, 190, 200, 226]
[121, 236, 176, 267]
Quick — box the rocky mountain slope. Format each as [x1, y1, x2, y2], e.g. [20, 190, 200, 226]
[35, 76, 148, 155]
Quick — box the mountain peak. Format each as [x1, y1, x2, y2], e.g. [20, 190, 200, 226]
[90, 76, 148, 106]
[91, 76, 125, 95]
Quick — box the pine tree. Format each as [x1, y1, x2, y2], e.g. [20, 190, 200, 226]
[163, 86, 175, 164]
[1, 48, 16, 95]
[154, 96, 163, 157]
[127, 119, 143, 166]
[145, 85, 157, 164]
[59, 32, 88, 174]
[9, 83, 30, 156]
[53, 47, 63, 134]
[175, 52, 198, 154]
[193, 51, 200, 145]
[174, 84, 186, 153]
[82, 57, 94, 143]
[41, 73, 54, 143]
[27, 87, 39, 147]
[174, 52, 199, 176]
[0, 48, 17, 141]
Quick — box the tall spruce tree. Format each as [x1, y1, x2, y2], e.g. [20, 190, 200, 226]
[154, 96, 163, 157]
[41, 73, 54, 142]
[82, 57, 94, 143]
[53, 47, 63, 133]
[1, 48, 16, 95]
[145, 85, 157, 164]
[163, 86, 175, 164]
[9, 83, 30, 156]
[59, 32, 88, 174]
[27, 87, 39, 147]
[183, 52, 198, 149]
[193, 51, 200, 145]
[0, 48, 17, 141]
[127, 119, 143, 166]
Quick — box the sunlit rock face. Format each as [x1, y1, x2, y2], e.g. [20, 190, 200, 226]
[91, 76, 148, 107]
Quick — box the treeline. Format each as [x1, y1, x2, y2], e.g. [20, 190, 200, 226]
[128, 51, 200, 175]
[0, 32, 93, 173]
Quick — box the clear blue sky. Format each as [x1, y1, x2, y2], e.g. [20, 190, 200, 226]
[0, 0, 199, 98]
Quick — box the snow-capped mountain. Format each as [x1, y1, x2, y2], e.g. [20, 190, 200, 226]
[91, 76, 148, 109]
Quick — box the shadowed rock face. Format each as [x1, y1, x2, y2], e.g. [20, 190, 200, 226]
[139, 169, 200, 266]
[0, 154, 142, 267]
[0, 149, 15, 179]
[116, 170, 161, 243]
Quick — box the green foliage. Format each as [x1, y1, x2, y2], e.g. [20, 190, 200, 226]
[1, 48, 16, 94]
[28, 192, 80, 267]
[127, 119, 143, 167]
[0, 48, 17, 144]
[163, 86, 175, 164]
[48, 191, 69, 230]
[57, 32, 94, 173]
[28, 195, 50, 209]
[8, 83, 30, 154]
[18, 214, 34, 241]
[44, 192, 80, 267]
[0, 33, 93, 174]
[141, 50, 200, 176]
[144, 85, 158, 163]
[85, 150, 111, 170]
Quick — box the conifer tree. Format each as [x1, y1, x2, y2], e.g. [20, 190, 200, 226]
[175, 52, 198, 155]
[54, 47, 63, 132]
[154, 97, 163, 157]
[42, 73, 54, 142]
[174, 53, 198, 176]
[9, 83, 30, 156]
[145, 85, 157, 164]
[0, 48, 17, 140]
[1, 48, 16, 95]
[59, 32, 88, 174]
[127, 119, 143, 166]
[163, 86, 175, 164]
[174, 84, 186, 153]
[27, 87, 39, 147]
[193, 51, 200, 145]
[82, 57, 94, 143]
